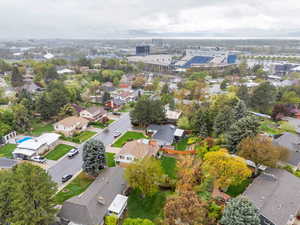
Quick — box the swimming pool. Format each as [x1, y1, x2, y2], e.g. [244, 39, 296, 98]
[17, 137, 33, 143]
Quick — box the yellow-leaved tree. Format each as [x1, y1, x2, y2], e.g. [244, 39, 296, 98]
[202, 149, 252, 190]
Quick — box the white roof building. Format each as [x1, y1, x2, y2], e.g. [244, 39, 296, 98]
[107, 194, 128, 217]
[44, 53, 54, 59]
[17, 139, 45, 151]
[36, 133, 60, 146]
[57, 69, 74, 75]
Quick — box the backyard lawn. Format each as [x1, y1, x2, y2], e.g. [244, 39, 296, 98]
[0, 144, 17, 158]
[173, 137, 189, 151]
[55, 172, 95, 204]
[161, 156, 177, 179]
[112, 131, 147, 148]
[226, 178, 253, 197]
[30, 123, 54, 136]
[106, 152, 116, 167]
[45, 144, 74, 160]
[127, 190, 170, 221]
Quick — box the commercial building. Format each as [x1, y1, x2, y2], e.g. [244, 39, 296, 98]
[136, 45, 150, 56]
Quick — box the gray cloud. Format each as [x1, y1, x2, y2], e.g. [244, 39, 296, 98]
[0, 0, 299, 39]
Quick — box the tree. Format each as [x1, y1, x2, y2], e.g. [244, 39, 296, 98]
[82, 140, 106, 177]
[213, 106, 233, 136]
[177, 116, 192, 130]
[236, 85, 250, 106]
[105, 215, 118, 225]
[130, 97, 166, 127]
[250, 82, 277, 114]
[226, 116, 260, 152]
[0, 163, 57, 225]
[280, 91, 300, 104]
[164, 191, 212, 225]
[123, 218, 155, 225]
[220, 79, 229, 90]
[58, 103, 76, 119]
[238, 135, 289, 175]
[124, 158, 163, 197]
[232, 100, 247, 121]
[102, 91, 111, 104]
[132, 76, 145, 89]
[192, 109, 212, 137]
[44, 65, 58, 84]
[12, 103, 31, 132]
[271, 104, 295, 121]
[220, 197, 260, 225]
[202, 149, 251, 190]
[11, 65, 24, 87]
[161, 83, 170, 95]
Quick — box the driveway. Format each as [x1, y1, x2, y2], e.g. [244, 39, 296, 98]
[47, 113, 132, 187]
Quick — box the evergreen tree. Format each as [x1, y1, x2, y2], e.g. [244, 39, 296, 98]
[11, 65, 24, 87]
[161, 83, 170, 95]
[213, 106, 233, 136]
[102, 91, 111, 104]
[232, 100, 247, 121]
[0, 163, 57, 225]
[220, 197, 260, 225]
[226, 116, 260, 153]
[192, 109, 212, 137]
[82, 140, 106, 176]
[250, 82, 277, 114]
[44, 65, 58, 84]
[236, 85, 250, 106]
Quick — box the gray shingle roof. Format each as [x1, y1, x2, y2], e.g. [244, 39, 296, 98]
[274, 132, 300, 166]
[147, 124, 176, 146]
[244, 168, 300, 225]
[59, 167, 126, 225]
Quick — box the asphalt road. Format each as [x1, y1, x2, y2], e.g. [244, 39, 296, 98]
[47, 112, 132, 187]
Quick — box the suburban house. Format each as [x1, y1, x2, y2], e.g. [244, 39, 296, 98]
[147, 124, 177, 146]
[274, 132, 300, 169]
[115, 139, 160, 166]
[0, 158, 18, 170]
[165, 106, 182, 123]
[59, 167, 127, 225]
[54, 116, 89, 137]
[244, 168, 300, 225]
[13, 133, 60, 159]
[80, 106, 107, 122]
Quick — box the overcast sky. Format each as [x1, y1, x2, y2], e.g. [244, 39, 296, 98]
[1, 0, 300, 39]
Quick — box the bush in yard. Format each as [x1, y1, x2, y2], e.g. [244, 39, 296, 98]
[105, 215, 117, 225]
[123, 218, 155, 225]
[220, 197, 260, 225]
[82, 139, 106, 177]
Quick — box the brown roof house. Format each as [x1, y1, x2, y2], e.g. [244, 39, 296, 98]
[115, 139, 160, 167]
[54, 116, 89, 137]
[80, 106, 107, 122]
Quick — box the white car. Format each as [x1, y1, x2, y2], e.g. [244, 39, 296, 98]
[113, 131, 121, 138]
[31, 156, 46, 163]
[67, 148, 79, 158]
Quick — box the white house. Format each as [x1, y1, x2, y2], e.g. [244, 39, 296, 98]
[54, 116, 89, 137]
[13, 133, 60, 160]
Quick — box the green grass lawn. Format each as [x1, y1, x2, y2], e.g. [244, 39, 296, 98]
[118, 104, 134, 112]
[90, 120, 115, 128]
[106, 152, 116, 167]
[226, 178, 253, 197]
[0, 144, 17, 158]
[30, 123, 54, 136]
[127, 190, 171, 221]
[161, 156, 177, 179]
[62, 131, 97, 144]
[45, 144, 74, 160]
[173, 137, 189, 151]
[112, 131, 147, 148]
[76, 131, 97, 143]
[55, 172, 95, 204]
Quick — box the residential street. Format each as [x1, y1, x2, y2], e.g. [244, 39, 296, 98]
[47, 113, 132, 187]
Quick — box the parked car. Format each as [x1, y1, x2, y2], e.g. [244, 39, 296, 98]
[113, 131, 121, 138]
[67, 148, 79, 158]
[62, 174, 73, 183]
[113, 112, 121, 116]
[31, 156, 46, 163]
